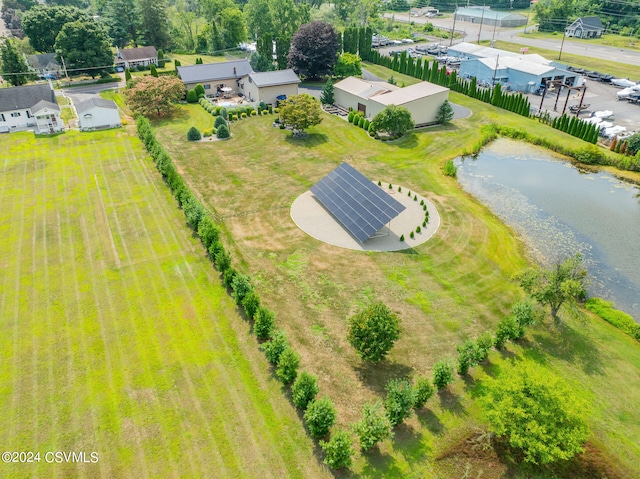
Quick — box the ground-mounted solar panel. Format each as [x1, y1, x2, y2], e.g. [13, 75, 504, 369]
[310, 162, 406, 243]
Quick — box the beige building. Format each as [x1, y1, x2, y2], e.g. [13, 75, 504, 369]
[333, 77, 450, 127]
[243, 70, 300, 104]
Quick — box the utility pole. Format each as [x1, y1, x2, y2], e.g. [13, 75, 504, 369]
[450, 4, 458, 46]
[558, 18, 569, 61]
[477, 5, 486, 44]
[491, 12, 499, 43]
[60, 55, 70, 86]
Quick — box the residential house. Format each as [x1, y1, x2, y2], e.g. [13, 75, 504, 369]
[114, 46, 158, 69]
[243, 69, 300, 104]
[25, 53, 62, 79]
[76, 98, 121, 131]
[0, 84, 63, 134]
[177, 60, 253, 95]
[565, 17, 605, 39]
[333, 77, 450, 127]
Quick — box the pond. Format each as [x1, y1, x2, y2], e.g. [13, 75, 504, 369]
[455, 138, 640, 321]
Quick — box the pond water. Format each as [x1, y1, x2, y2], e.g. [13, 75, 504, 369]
[455, 138, 640, 321]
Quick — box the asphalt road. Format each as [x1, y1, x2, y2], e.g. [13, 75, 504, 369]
[383, 13, 640, 69]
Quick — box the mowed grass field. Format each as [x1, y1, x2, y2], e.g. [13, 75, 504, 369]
[156, 100, 640, 477]
[0, 130, 329, 479]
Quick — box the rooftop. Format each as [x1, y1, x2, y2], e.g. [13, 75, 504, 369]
[117, 46, 158, 62]
[177, 60, 252, 84]
[333, 77, 398, 99]
[372, 81, 449, 106]
[248, 69, 300, 88]
[0, 84, 56, 112]
[75, 98, 118, 115]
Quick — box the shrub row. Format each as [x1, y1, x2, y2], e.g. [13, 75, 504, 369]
[136, 116, 350, 469]
[585, 298, 640, 341]
[347, 110, 377, 138]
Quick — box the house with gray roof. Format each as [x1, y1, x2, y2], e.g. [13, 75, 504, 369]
[115, 46, 158, 69]
[243, 69, 300, 104]
[565, 17, 605, 39]
[0, 84, 63, 134]
[76, 98, 121, 131]
[177, 60, 300, 104]
[25, 53, 62, 79]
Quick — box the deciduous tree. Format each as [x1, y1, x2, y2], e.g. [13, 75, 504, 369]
[384, 378, 413, 426]
[137, 0, 171, 50]
[354, 401, 393, 450]
[287, 21, 339, 80]
[334, 52, 362, 78]
[516, 254, 588, 322]
[124, 75, 185, 117]
[291, 371, 319, 409]
[0, 39, 33, 86]
[102, 0, 140, 47]
[54, 19, 114, 77]
[22, 5, 89, 53]
[371, 104, 415, 138]
[279, 94, 323, 136]
[220, 7, 246, 48]
[304, 396, 336, 438]
[482, 361, 590, 464]
[320, 429, 354, 469]
[347, 301, 401, 362]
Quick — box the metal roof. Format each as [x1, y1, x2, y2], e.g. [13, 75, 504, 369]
[372, 81, 449, 106]
[31, 100, 60, 114]
[248, 69, 300, 87]
[310, 162, 406, 243]
[333, 77, 398, 99]
[117, 46, 158, 61]
[455, 7, 526, 21]
[177, 60, 252, 84]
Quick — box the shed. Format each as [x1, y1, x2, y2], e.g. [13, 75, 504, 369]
[76, 98, 121, 131]
[565, 17, 605, 39]
[454, 7, 527, 27]
[334, 77, 449, 127]
[244, 69, 300, 104]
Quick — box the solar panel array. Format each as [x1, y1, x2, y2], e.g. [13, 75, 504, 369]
[310, 162, 406, 243]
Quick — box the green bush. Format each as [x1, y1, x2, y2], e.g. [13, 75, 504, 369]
[222, 267, 236, 289]
[214, 115, 227, 128]
[275, 347, 300, 384]
[292, 371, 319, 410]
[241, 112, 247, 118]
[384, 378, 413, 426]
[202, 128, 212, 137]
[213, 247, 231, 273]
[399, 234, 404, 241]
[216, 124, 230, 139]
[586, 298, 640, 340]
[432, 359, 455, 390]
[187, 126, 201, 141]
[186, 89, 198, 103]
[474, 331, 494, 363]
[348, 111, 355, 123]
[231, 273, 252, 304]
[494, 315, 522, 349]
[260, 329, 289, 364]
[347, 302, 401, 362]
[416, 226, 421, 233]
[354, 401, 393, 450]
[304, 397, 337, 438]
[364, 119, 370, 130]
[320, 429, 354, 470]
[220, 107, 227, 119]
[242, 290, 260, 319]
[251, 110, 257, 116]
[182, 195, 205, 230]
[443, 159, 457, 177]
[197, 217, 219, 249]
[412, 376, 434, 409]
[410, 231, 414, 239]
[456, 339, 478, 376]
[254, 306, 275, 340]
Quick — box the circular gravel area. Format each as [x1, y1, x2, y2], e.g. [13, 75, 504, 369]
[290, 182, 440, 252]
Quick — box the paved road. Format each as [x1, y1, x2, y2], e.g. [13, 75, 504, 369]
[383, 13, 640, 70]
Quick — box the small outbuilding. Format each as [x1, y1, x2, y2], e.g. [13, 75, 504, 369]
[565, 17, 605, 39]
[454, 7, 527, 27]
[76, 98, 121, 131]
[243, 69, 300, 104]
[333, 77, 449, 127]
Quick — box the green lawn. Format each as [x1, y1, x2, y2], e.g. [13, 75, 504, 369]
[155, 97, 640, 477]
[0, 130, 328, 478]
[485, 40, 640, 79]
[521, 31, 640, 52]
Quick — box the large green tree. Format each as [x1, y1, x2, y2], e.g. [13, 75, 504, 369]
[22, 5, 89, 53]
[244, 0, 273, 39]
[347, 302, 401, 362]
[533, 0, 575, 32]
[482, 361, 590, 465]
[101, 0, 140, 47]
[220, 7, 246, 48]
[516, 253, 588, 322]
[54, 19, 114, 77]
[287, 21, 339, 80]
[124, 75, 186, 117]
[279, 94, 323, 136]
[137, 0, 171, 49]
[371, 104, 415, 137]
[0, 39, 33, 86]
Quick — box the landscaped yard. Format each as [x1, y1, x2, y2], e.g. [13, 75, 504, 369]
[154, 96, 640, 477]
[0, 130, 327, 478]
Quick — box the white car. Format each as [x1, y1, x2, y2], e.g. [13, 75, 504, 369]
[401, 39, 414, 43]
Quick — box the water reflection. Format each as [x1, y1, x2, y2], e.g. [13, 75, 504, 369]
[455, 138, 640, 321]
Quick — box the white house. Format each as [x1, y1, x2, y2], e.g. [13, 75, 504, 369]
[0, 84, 63, 134]
[333, 77, 450, 127]
[76, 98, 121, 131]
[243, 69, 300, 104]
[114, 46, 158, 69]
[565, 17, 605, 39]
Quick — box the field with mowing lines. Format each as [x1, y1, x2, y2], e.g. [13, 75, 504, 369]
[0, 130, 328, 479]
[156, 101, 640, 477]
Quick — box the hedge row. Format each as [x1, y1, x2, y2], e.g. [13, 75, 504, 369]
[135, 116, 349, 469]
[586, 298, 640, 341]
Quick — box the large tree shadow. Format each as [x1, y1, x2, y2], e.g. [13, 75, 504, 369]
[353, 360, 413, 395]
[284, 132, 328, 147]
[416, 408, 445, 435]
[437, 388, 468, 417]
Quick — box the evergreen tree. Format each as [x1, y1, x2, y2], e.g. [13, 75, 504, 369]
[137, 0, 170, 50]
[391, 52, 398, 72]
[320, 77, 334, 105]
[398, 50, 407, 74]
[468, 76, 477, 98]
[0, 39, 32, 86]
[102, 0, 140, 47]
[150, 63, 158, 77]
[429, 62, 438, 82]
[414, 58, 422, 79]
[406, 56, 414, 76]
[422, 61, 430, 81]
[491, 83, 503, 107]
